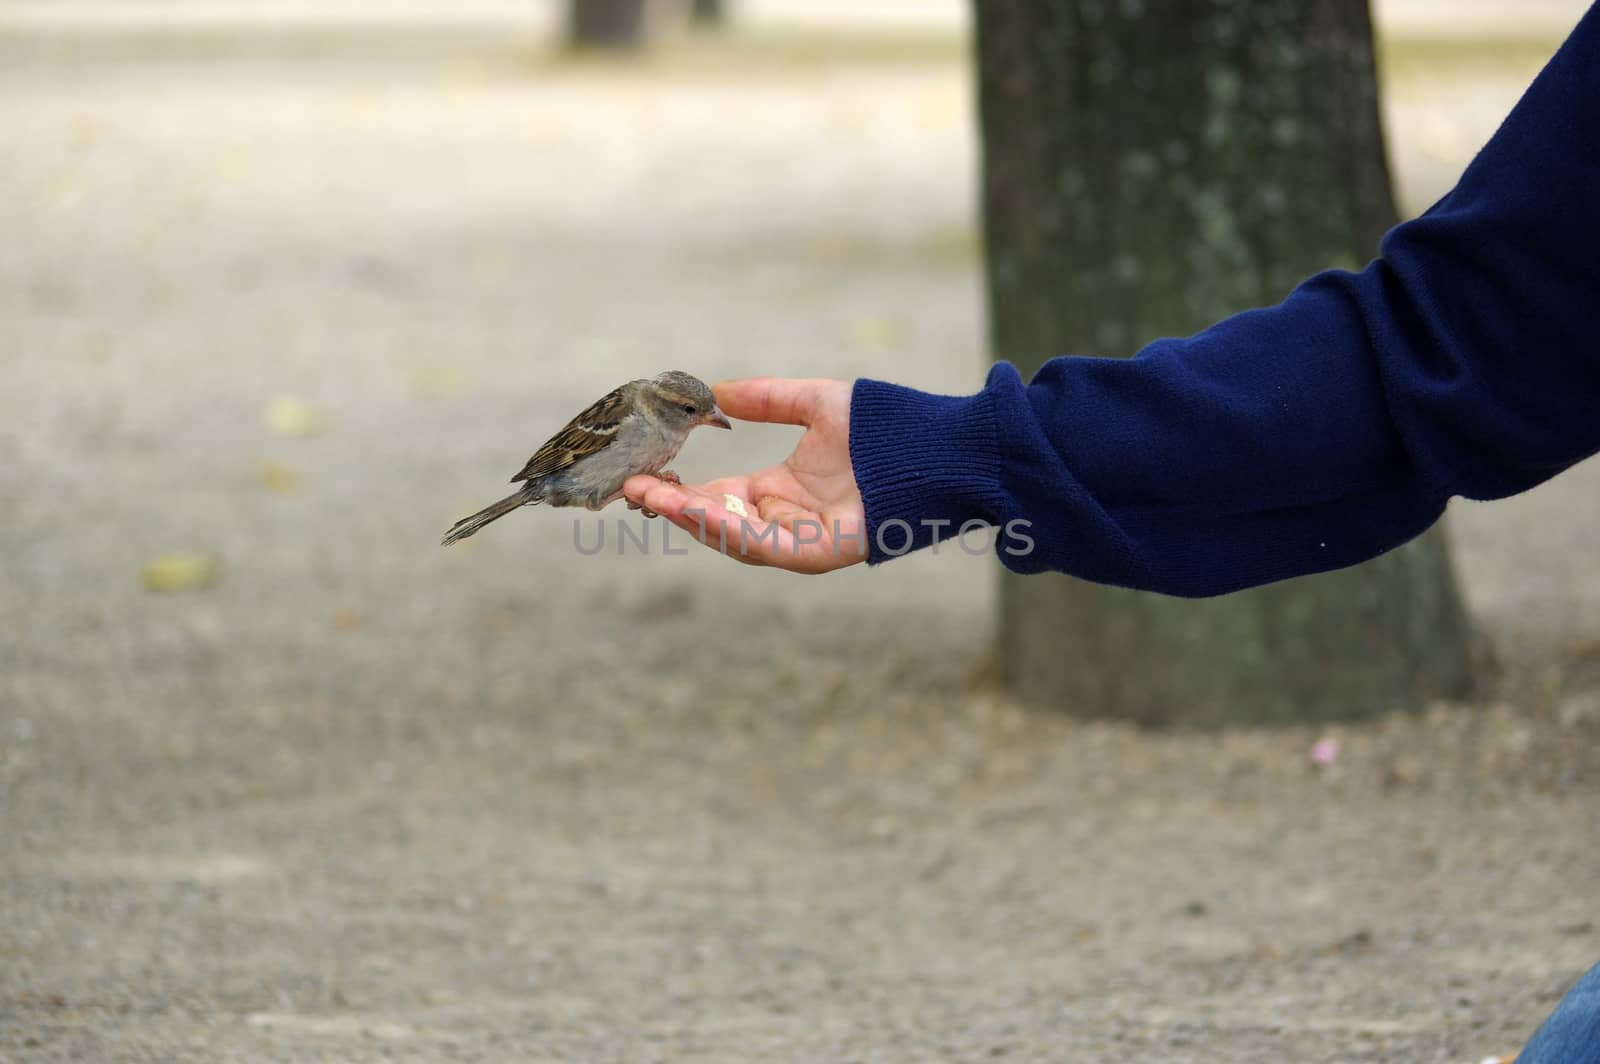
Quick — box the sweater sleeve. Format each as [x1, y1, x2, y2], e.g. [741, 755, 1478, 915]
[849, 3, 1600, 598]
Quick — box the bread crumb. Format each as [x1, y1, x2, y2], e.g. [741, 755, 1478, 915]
[723, 493, 749, 518]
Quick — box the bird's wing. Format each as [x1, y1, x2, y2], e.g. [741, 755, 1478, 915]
[511, 383, 634, 483]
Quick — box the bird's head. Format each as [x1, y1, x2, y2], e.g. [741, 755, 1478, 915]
[644, 370, 732, 432]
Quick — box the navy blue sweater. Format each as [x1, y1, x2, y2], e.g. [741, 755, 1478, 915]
[848, 4, 1600, 598]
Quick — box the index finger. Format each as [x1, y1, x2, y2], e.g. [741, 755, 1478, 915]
[713, 378, 830, 427]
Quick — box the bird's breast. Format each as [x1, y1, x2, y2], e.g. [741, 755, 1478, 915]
[628, 418, 687, 471]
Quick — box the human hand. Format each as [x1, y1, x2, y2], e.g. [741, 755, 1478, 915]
[622, 378, 866, 573]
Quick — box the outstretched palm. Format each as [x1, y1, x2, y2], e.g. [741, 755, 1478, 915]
[623, 378, 865, 573]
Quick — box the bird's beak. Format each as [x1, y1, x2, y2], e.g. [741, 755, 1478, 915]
[705, 406, 732, 430]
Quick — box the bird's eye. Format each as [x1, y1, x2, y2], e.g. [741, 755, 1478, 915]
[681, 403, 697, 414]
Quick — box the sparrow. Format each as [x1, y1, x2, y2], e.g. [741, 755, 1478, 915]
[441, 370, 731, 545]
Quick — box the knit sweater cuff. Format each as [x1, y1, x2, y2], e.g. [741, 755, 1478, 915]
[848, 378, 1008, 564]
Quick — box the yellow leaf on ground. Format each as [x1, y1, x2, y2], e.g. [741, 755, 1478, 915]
[140, 553, 220, 593]
[258, 462, 301, 494]
[263, 397, 329, 437]
[847, 315, 906, 355]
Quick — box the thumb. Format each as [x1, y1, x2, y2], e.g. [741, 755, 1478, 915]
[713, 377, 837, 427]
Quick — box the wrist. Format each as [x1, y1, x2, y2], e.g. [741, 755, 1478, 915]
[848, 377, 1008, 563]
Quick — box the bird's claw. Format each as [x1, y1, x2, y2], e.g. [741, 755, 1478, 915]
[625, 470, 676, 518]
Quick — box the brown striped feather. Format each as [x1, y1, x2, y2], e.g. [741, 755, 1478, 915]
[510, 383, 636, 483]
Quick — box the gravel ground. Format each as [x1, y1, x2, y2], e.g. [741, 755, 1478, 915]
[3, 13, 1599, 1063]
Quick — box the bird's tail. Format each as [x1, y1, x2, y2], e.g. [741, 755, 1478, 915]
[441, 491, 534, 545]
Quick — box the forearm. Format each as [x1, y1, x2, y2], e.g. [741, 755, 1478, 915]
[850, 272, 1454, 597]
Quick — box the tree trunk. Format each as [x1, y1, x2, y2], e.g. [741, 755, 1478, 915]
[690, 0, 726, 27]
[570, 0, 650, 50]
[973, 0, 1474, 726]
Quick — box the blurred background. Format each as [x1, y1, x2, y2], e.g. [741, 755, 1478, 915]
[3, 1, 1598, 1060]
